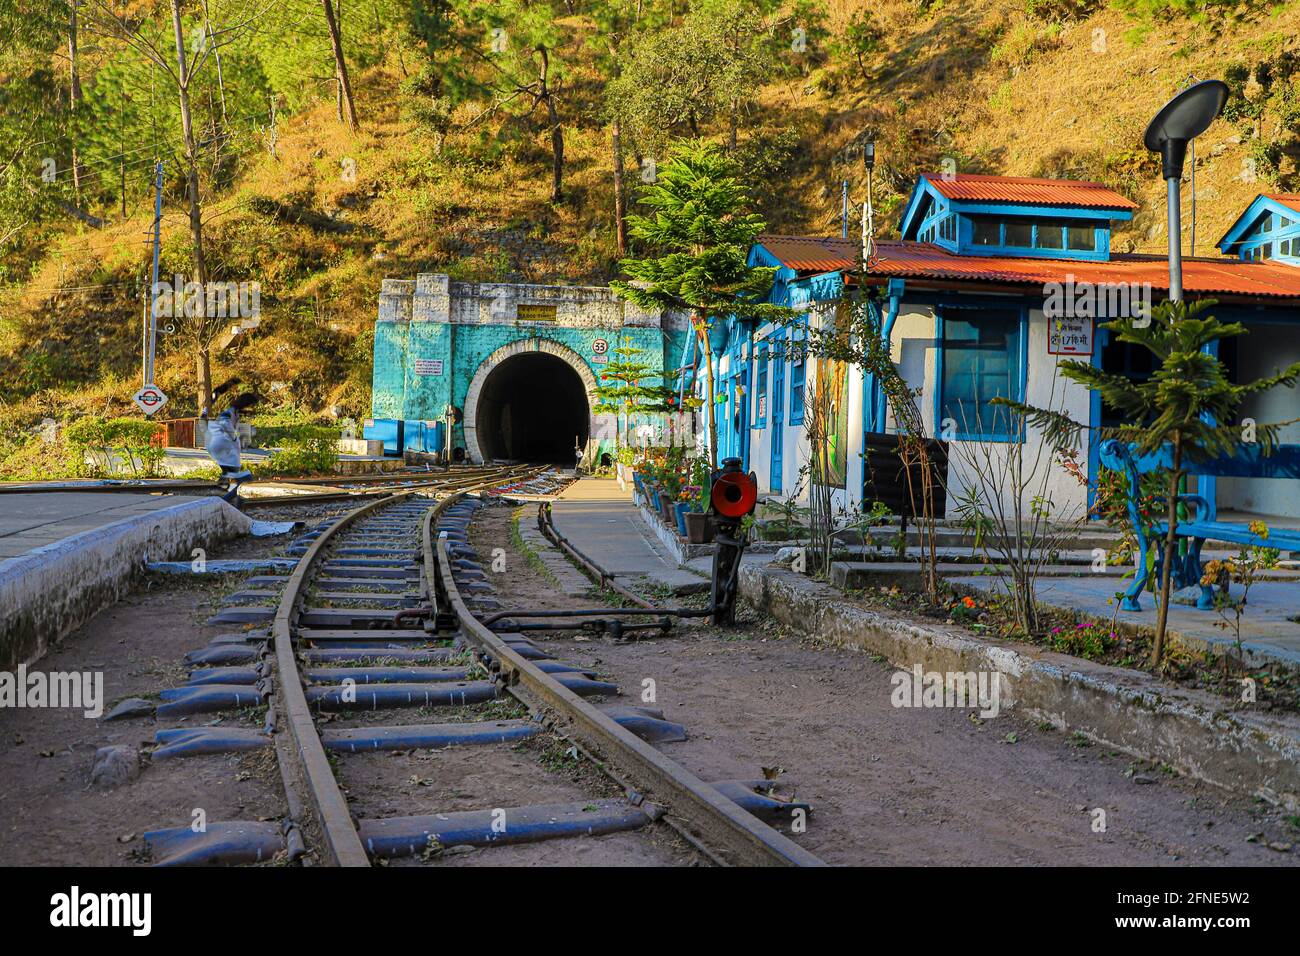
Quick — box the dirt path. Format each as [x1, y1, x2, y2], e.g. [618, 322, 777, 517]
[479, 503, 1300, 867]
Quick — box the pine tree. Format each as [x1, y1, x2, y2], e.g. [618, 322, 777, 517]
[611, 139, 795, 467]
[1005, 299, 1300, 665]
[591, 337, 678, 449]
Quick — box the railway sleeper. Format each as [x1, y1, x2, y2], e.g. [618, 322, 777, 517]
[184, 642, 269, 666]
[143, 820, 294, 867]
[321, 563, 413, 578]
[301, 646, 453, 663]
[302, 665, 472, 684]
[711, 780, 815, 823]
[356, 798, 661, 860]
[152, 726, 272, 759]
[295, 628, 433, 642]
[321, 718, 539, 753]
[187, 662, 272, 686]
[155, 681, 270, 717]
[600, 706, 689, 744]
[304, 680, 498, 711]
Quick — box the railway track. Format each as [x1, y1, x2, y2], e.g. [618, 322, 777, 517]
[134, 465, 821, 867]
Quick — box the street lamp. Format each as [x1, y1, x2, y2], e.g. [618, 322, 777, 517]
[1143, 80, 1229, 302]
[861, 138, 877, 266]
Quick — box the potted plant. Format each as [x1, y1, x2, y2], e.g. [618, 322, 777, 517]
[683, 458, 714, 543]
[674, 489, 692, 536]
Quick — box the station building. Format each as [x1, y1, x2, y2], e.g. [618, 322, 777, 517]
[700, 175, 1300, 522]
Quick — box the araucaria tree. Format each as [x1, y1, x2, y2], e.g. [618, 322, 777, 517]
[611, 139, 794, 468]
[591, 337, 678, 448]
[1006, 299, 1300, 665]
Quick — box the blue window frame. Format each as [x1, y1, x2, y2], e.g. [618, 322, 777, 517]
[754, 345, 768, 427]
[936, 308, 1026, 441]
[789, 343, 806, 425]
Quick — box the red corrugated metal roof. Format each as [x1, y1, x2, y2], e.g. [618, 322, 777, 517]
[760, 235, 859, 273]
[757, 235, 1300, 300]
[1266, 193, 1300, 216]
[922, 173, 1139, 211]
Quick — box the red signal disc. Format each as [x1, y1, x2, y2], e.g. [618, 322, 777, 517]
[710, 471, 757, 518]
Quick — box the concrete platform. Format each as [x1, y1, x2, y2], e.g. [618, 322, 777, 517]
[1, 493, 251, 668]
[0, 493, 210, 562]
[550, 478, 709, 594]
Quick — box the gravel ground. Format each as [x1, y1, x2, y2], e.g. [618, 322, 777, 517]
[474, 502, 1300, 867]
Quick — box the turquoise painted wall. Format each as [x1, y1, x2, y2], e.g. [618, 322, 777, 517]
[371, 320, 680, 454]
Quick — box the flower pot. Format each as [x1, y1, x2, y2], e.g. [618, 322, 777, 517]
[684, 511, 712, 544]
[658, 492, 675, 523]
[674, 502, 690, 536]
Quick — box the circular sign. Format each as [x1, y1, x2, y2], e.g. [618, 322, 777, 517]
[592, 338, 609, 355]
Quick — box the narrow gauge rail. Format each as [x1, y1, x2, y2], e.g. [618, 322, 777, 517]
[138, 467, 822, 866]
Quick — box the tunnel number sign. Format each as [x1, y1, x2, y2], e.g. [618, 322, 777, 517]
[591, 338, 609, 364]
[414, 359, 443, 376]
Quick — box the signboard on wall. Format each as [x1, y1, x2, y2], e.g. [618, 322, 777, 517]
[591, 337, 609, 364]
[1048, 317, 1094, 356]
[414, 358, 443, 376]
[517, 303, 557, 322]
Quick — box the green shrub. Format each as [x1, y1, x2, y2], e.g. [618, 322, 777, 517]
[254, 424, 339, 476]
[65, 417, 166, 477]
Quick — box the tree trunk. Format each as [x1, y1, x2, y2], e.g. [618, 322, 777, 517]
[200, 0, 228, 124]
[170, 0, 212, 414]
[612, 117, 627, 256]
[322, 0, 358, 129]
[196, 347, 212, 418]
[68, 1, 82, 205]
[537, 47, 563, 203]
[1151, 438, 1183, 665]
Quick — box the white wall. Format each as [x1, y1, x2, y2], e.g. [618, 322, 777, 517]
[1218, 321, 1300, 519]
[877, 304, 1092, 521]
[739, 303, 1096, 523]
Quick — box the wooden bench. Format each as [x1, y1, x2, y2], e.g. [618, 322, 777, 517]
[1097, 439, 1300, 611]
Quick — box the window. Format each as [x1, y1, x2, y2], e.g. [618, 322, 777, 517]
[972, 218, 1000, 246]
[1037, 223, 1064, 249]
[754, 346, 768, 427]
[1004, 220, 1033, 247]
[1067, 224, 1096, 251]
[939, 310, 1024, 440]
[789, 345, 806, 425]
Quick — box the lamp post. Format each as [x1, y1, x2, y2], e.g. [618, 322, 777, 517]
[1143, 80, 1228, 303]
[861, 139, 876, 267]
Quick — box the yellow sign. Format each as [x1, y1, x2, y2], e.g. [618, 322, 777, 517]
[517, 303, 557, 322]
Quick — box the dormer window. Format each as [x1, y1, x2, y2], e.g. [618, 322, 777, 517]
[1217, 194, 1300, 264]
[968, 216, 1099, 253]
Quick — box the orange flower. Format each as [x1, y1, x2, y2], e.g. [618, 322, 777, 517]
[961, 596, 976, 609]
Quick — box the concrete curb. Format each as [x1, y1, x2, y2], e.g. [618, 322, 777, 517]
[0, 498, 253, 669]
[740, 564, 1300, 812]
[512, 507, 592, 597]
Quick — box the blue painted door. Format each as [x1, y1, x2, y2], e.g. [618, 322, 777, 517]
[770, 339, 785, 493]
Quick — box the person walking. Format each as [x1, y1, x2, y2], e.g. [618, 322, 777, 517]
[204, 391, 259, 504]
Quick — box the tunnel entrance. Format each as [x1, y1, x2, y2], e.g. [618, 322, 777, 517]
[474, 351, 590, 463]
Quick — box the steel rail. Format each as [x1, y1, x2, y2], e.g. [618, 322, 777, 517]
[242, 465, 539, 508]
[425, 495, 826, 868]
[271, 491, 409, 867]
[270, 464, 547, 866]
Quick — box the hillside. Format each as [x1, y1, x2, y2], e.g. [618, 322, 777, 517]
[2, 0, 1298, 477]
